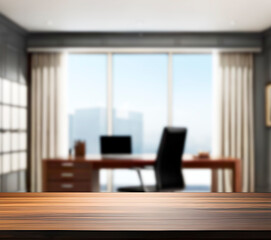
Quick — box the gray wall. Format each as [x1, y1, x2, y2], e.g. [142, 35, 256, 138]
[261, 29, 271, 192]
[0, 14, 28, 192]
[252, 29, 271, 192]
[0, 15, 27, 82]
[254, 51, 268, 192]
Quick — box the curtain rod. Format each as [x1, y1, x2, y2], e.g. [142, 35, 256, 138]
[27, 47, 261, 54]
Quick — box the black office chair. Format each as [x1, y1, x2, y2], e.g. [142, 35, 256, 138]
[118, 127, 187, 192]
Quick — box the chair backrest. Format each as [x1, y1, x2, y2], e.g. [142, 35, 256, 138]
[155, 127, 187, 191]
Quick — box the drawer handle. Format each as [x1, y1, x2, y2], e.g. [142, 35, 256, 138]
[61, 183, 74, 189]
[61, 172, 74, 178]
[61, 162, 74, 167]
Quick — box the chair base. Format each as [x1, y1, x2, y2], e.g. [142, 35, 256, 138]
[117, 185, 157, 192]
[117, 185, 185, 192]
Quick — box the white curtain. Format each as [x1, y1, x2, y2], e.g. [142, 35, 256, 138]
[31, 53, 68, 192]
[212, 53, 254, 192]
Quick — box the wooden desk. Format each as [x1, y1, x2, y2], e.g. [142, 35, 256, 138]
[0, 193, 270, 239]
[43, 155, 241, 192]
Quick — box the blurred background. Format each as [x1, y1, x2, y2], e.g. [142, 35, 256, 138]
[0, 0, 270, 193]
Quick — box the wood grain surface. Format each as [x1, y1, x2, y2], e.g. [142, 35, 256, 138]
[0, 193, 270, 239]
[43, 156, 240, 169]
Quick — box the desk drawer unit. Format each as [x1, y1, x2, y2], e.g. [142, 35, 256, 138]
[43, 160, 92, 192]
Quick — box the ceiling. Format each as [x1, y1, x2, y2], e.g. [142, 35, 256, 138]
[0, 0, 271, 32]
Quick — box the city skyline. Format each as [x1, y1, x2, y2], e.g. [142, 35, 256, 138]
[69, 107, 144, 154]
[68, 106, 211, 155]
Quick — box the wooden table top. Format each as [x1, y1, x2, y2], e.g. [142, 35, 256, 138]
[43, 155, 240, 169]
[0, 193, 271, 231]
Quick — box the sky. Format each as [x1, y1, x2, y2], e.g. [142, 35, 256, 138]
[173, 54, 212, 153]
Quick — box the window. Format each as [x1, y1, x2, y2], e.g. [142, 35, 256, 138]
[67, 54, 107, 154]
[173, 54, 212, 154]
[173, 54, 213, 191]
[67, 52, 213, 192]
[113, 54, 167, 153]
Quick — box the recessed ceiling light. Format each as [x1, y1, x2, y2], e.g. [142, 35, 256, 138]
[230, 20, 236, 26]
[46, 20, 53, 26]
[135, 20, 144, 27]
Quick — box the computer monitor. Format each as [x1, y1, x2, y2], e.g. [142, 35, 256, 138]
[100, 136, 132, 154]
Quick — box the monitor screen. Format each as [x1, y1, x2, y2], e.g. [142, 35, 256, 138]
[100, 136, 132, 154]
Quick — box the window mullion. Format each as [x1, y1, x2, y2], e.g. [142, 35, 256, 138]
[168, 52, 173, 127]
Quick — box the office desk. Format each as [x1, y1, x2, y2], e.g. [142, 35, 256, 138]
[43, 155, 241, 192]
[0, 193, 271, 239]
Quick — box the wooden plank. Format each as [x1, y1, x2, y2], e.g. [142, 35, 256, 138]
[0, 193, 271, 231]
